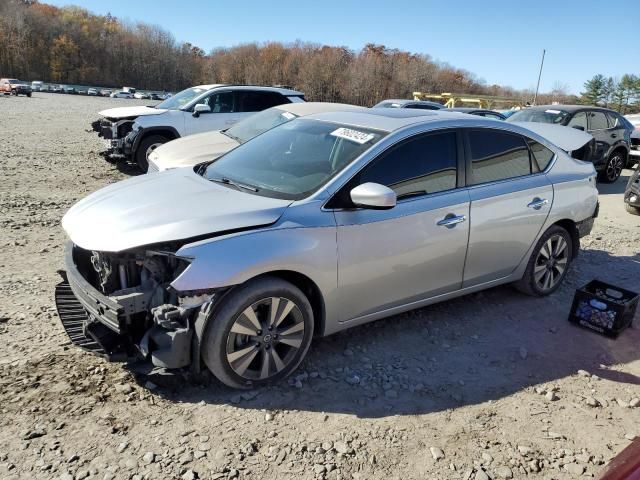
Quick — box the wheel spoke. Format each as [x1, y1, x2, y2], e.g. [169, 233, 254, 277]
[279, 321, 304, 336]
[273, 299, 295, 328]
[227, 345, 259, 375]
[553, 238, 567, 256]
[543, 270, 553, 289]
[240, 306, 261, 332]
[270, 348, 285, 372]
[231, 316, 260, 336]
[259, 349, 271, 379]
[539, 241, 552, 260]
[268, 297, 280, 328]
[278, 335, 303, 348]
[534, 266, 547, 283]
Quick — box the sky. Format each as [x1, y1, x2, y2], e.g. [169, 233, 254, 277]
[44, 0, 639, 95]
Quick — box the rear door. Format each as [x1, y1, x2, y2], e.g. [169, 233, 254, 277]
[463, 128, 554, 287]
[586, 110, 613, 162]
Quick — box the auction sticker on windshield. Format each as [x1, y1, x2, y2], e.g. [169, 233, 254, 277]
[331, 127, 375, 144]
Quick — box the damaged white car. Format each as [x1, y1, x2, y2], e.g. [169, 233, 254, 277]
[58, 109, 598, 389]
[90, 84, 305, 170]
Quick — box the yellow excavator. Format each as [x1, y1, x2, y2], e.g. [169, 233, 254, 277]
[412, 92, 525, 109]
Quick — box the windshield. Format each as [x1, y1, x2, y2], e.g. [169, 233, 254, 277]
[225, 108, 298, 144]
[374, 101, 402, 108]
[155, 87, 209, 110]
[507, 108, 570, 124]
[8, 79, 20, 84]
[203, 119, 386, 200]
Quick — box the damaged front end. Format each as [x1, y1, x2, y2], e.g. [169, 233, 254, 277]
[55, 242, 218, 369]
[91, 116, 137, 159]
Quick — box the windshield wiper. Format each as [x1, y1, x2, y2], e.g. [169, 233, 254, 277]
[396, 190, 427, 200]
[209, 176, 259, 192]
[221, 130, 241, 143]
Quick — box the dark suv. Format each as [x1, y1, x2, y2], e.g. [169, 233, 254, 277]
[0, 78, 32, 97]
[507, 105, 633, 182]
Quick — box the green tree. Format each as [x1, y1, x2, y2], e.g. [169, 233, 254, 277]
[581, 74, 606, 104]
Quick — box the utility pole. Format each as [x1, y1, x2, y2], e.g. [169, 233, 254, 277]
[533, 49, 545, 106]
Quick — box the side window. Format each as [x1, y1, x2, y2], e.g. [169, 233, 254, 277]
[482, 113, 504, 120]
[405, 103, 439, 110]
[468, 130, 531, 184]
[588, 111, 609, 130]
[204, 91, 234, 113]
[605, 113, 620, 128]
[358, 132, 458, 198]
[527, 140, 555, 171]
[237, 91, 287, 112]
[567, 112, 588, 130]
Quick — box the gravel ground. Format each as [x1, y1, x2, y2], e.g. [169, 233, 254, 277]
[0, 93, 639, 480]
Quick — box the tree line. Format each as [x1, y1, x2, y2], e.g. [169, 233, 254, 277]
[2, 0, 634, 110]
[582, 74, 640, 114]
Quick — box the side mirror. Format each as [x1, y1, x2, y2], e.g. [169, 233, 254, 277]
[572, 125, 585, 131]
[193, 104, 211, 117]
[350, 183, 396, 210]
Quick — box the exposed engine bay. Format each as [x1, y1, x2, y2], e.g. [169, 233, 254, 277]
[91, 116, 136, 158]
[55, 243, 217, 370]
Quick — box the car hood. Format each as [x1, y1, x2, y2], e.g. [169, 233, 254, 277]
[512, 122, 593, 152]
[149, 131, 239, 171]
[98, 105, 168, 120]
[62, 169, 292, 252]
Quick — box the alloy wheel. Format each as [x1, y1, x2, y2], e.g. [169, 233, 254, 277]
[533, 234, 569, 291]
[606, 155, 623, 182]
[226, 297, 305, 381]
[146, 143, 162, 161]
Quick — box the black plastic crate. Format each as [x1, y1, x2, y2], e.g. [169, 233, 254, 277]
[569, 280, 639, 337]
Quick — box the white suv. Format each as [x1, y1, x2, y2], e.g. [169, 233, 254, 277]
[91, 84, 305, 170]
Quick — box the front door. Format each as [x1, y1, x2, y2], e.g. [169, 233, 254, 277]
[186, 90, 242, 135]
[332, 131, 470, 322]
[462, 128, 553, 286]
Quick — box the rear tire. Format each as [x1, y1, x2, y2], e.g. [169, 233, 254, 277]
[201, 277, 314, 389]
[515, 225, 573, 297]
[625, 203, 640, 216]
[598, 152, 624, 183]
[135, 135, 167, 172]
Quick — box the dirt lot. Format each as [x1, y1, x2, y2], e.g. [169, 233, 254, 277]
[0, 93, 639, 480]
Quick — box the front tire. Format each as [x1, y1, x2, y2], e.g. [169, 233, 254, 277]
[625, 203, 640, 216]
[135, 135, 167, 172]
[515, 225, 573, 297]
[598, 152, 624, 183]
[201, 277, 314, 389]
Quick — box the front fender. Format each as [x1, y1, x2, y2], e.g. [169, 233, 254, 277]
[171, 226, 338, 298]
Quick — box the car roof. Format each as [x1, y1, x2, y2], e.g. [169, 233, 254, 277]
[376, 99, 443, 107]
[275, 102, 366, 116]
[524, 104, 620, 114]
[303, 109, 476, 132]
[199, 84, 304, 96]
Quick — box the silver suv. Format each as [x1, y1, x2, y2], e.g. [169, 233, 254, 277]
[57, 109, 598, 389]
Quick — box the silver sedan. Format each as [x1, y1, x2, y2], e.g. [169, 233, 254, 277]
[58, 109, 599, 389]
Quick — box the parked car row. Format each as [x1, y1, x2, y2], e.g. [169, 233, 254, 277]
[55, 88, 603, 389]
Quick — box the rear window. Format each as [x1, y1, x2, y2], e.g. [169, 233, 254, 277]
[507, 109, 570, 125]
[468, 130, 531, 184]
[528, 140, 555, 171]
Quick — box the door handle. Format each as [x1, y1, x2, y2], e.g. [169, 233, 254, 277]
[527, 198, 548, 210]
[611, 133, 617, 138]
[437, 214, 467, 228]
